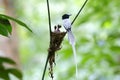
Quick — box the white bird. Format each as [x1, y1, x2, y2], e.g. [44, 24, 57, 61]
[62, 14, 75, 45]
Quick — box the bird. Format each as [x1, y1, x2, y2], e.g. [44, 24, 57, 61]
[62, 14, 75, 45]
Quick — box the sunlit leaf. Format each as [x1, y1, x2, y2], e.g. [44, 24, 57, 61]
[100, 53, 117, 66]
[67, 66, 75, 78]
[0, 14, 32, 32]
[110, 46, 120, 53]
[80, 38, 89, 43]
[81, 54, 93, 65]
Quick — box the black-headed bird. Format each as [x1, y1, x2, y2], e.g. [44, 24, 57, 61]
[62, 14, 75, 45]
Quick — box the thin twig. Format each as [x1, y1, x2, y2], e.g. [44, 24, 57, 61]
[42, 0, 52, 80]
[71, 0, 88, 25]
[47, 0, 52, 42]
[42, 54, 49, 80]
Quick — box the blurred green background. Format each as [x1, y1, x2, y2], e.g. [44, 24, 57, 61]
[5, 0, 120, 80]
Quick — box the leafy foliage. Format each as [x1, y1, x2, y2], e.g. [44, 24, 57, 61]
[0, 13, 33, 80]
[0, 16, 12, 36]
[0, 14, 32, 37]
[0, 57, 22, 80]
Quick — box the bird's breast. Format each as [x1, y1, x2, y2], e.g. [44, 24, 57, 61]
[62, 19, 71, 29]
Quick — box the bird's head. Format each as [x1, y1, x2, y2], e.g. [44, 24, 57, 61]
[62, 14, 71, 20]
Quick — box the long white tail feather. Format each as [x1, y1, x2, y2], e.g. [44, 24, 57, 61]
[67, 31, 75, 45]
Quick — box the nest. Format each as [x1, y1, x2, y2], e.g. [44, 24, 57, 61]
[48, 25, 66, 79]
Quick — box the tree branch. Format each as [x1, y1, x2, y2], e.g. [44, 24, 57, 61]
[47, 0, 52, 41]
[42, 0, 52, 80]
[42, 54, 49, 80]
[71, 0, 89, 25]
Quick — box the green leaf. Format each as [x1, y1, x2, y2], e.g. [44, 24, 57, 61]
[0, 16, 12, 34]
[81, 54, 94, 65]
[110, 46, 120, 53]
[103, 54, 116, 66]
[0, 14, 32, 32]
[0, 71, 9, 80]
[0, 23, 9, 36]
[0, 57, 16, 65]
[0, 64, 10, 80]
[7, 68, 22, 80]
